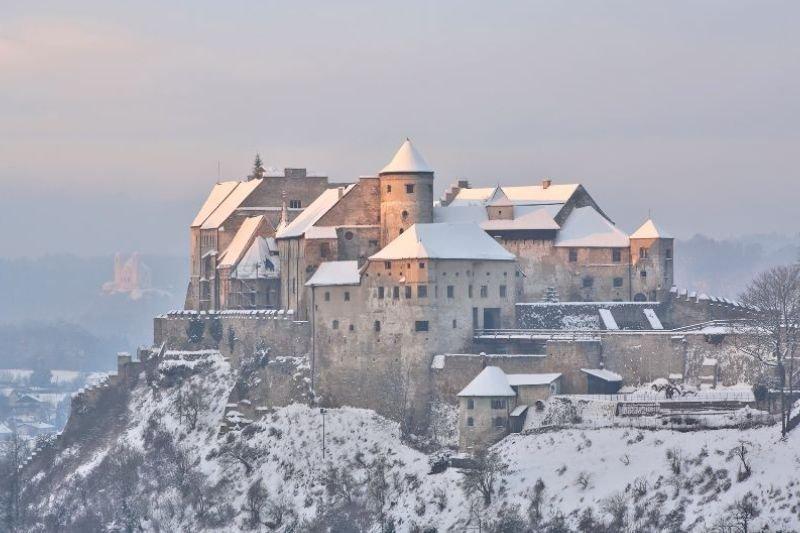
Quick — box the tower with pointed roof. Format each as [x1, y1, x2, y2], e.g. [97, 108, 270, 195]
[629, 218, 674, 301]
[378, 139, 435, 247]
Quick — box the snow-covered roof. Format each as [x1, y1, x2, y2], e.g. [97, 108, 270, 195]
[370, 223, 516, 262]
[276, 185, 355, 239]
[507, 373, 561, 386]
[598, 309, 619, 330]
[449, 184, 579, 207]
[0, 423, 11, 435]
[581, 368, 623, 382]
[232, 237, 279, 279]
[554, 207, 630, 248]
[218, 215, 265, 268]
[191, 181, 239, 227]
[510, 405, 529, 417]
[481, 207, 561, 232]
[643, 308, 664, 330]
[201, 179, 263, 230]
[630, 218, 673, 239]
[305, 261, 361, 287]
[458, 366, 516, 397]
[380, 139, 433, 174]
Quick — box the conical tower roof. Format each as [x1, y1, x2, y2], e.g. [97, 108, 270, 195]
[631, 218, 672, 239]
[379, 138, 433, 174]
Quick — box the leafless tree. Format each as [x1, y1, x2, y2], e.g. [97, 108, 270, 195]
[217, 435, 266, 476]
[460, 450, 509, 506]
[731, 441, 752, 481]
[735, 264, 800, 436]
[0, 431, 28, 532]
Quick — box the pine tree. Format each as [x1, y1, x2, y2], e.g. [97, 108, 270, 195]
[250, 153, 265, 180]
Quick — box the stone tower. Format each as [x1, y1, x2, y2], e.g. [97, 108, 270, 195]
[629, 218, 674, 302]
[378, 139, 434, 247]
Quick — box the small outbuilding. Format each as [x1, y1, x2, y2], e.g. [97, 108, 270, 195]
[581, 368, 623, 394]
[457, 367, 563, 451]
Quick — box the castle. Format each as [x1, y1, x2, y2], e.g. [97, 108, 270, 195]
[163, 140, 756, 446]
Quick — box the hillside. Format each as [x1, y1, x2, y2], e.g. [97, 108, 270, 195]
[7, 349, 799, 532]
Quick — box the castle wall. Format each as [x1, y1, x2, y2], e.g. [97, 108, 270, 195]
[311, 258, 516, 432]
[153, 311, 311, 366]
[498, 238, 632, 302]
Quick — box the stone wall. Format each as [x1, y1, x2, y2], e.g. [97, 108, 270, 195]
[432, 341, 602, 404]
[153, 310, 311, 367]
[311, 258, 517, 432]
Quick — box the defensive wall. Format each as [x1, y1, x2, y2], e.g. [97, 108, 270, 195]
[153, 309, 311, 364]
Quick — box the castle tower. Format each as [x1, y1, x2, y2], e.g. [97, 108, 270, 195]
[629, 218, 674, 302]
[378, 139, 434, 247]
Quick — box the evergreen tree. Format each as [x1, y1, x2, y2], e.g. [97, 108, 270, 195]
[250, 153, 266, 180]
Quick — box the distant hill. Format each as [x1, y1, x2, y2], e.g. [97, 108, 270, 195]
[0, 254, 187, 370]
[675, 233, 800, 298]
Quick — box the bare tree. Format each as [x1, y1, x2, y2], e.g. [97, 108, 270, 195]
[0, 431, 28, 532]
[735, 264, 800, 436]
[460, 450, 509, 506]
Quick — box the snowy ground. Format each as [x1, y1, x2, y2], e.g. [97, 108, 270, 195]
[20, 350, 800, 532]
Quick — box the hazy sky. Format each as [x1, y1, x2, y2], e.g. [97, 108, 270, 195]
[1, 1, 798, 257]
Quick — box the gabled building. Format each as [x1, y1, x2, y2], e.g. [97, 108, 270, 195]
[185, 167, 338, 310]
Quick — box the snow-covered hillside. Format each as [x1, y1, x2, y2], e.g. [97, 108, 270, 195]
[15, 351, 800, 532]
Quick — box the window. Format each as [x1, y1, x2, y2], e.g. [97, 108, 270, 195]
[480, 285, 488, 298]
[385, 261, 391, 270]
[491, 399, 506, 410]
[494, 417, 506, 428]
[320, 243, 330, 258]
[447, 285, 454, 298]
[468, 285, 474, 298]
[405, 184, 414, 194]
[374, 320, 381, 332]
[332, 320, 339, 330]
[612, 249, 621, 262]
[369, 239, 378, 248]
[419, 262, 425, 269]
[499, 285, 507, 298]
[348, 324, 354, 331]
[324, 291, 330, 302]
[344, 231, 354, 240]
[289, 200, 301, 209]
[415, 320, 429, 332]
[392, 286, 400, 299]
[639, 247, 648, 259]
[452, 319, 457, 328]
[344, 291, 350, 301]
[405, 286, 412, 299]
[613, 277, 623, 288]
[640, 270, 647, 278]
[377, 286, 385, 299]
[401, 210, 409, 220]
[467, 417, 474, 427]
[582, 277, 593, 288]
[666, 248, 672, 259]
[417, 285, 427, 298]
[387, 185, 392, 193]
[569, 249, 578, 262]
[467, 399, 475, 410]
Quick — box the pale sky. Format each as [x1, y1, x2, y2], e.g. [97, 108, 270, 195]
[1, 1, 798, 257]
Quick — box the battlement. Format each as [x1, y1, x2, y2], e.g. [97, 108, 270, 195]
[154, 309, 311, 365]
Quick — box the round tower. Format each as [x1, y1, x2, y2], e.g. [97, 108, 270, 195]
[629, 218, 674, 302]
[378, 139, 434, 247]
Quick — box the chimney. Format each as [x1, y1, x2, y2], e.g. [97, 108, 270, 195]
[541, 178, 552, 189]
[337, 187, 344, 199]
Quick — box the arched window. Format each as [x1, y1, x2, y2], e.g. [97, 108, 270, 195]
[401, 210, 409, 220]
[633, 293, 647, 302]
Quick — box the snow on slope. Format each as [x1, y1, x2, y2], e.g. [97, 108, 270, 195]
[22, 350, 800, 532]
